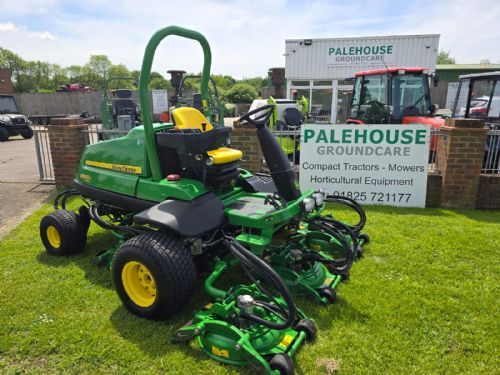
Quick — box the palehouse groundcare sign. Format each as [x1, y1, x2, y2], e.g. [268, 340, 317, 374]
[299, 124, 430, 207]
[326, 43, 395, 66]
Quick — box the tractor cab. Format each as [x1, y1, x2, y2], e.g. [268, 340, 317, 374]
[348, 67, 439, 125]
[452, 71, 500, 126]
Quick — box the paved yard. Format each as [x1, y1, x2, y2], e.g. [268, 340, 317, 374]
[0, 135, 53, 237]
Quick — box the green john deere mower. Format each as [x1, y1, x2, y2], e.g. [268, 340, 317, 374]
[39, 25, 368, 374]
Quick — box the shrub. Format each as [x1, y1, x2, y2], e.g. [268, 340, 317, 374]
[225, 83, 258, 104]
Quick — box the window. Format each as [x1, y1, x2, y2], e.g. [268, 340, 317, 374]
[290, 80, 309, 87]
[453, 79, 470, 118]
[487, 81, 500, 119]
[311, 88, 333, 117]
[391, 73, 430, 118]
[313, 80, 332, 86]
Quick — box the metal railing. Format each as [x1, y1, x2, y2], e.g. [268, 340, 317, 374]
[483, 128, 500, 174]
[33, 125, 54, 182]
[83, 124, 129, 145]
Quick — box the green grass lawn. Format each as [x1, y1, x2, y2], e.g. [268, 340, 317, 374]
[1, 204, 499, 374]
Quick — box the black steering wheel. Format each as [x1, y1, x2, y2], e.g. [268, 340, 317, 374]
[239, 104, 275, 129]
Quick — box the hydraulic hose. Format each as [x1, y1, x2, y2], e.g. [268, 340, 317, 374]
[223, 238, 297, 330]
[324, 195, 366, 234]
[306, 217, 356, 273]
[88, 203, 145, 236]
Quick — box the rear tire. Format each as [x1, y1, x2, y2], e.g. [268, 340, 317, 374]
[319, 287, 337, 304]
[21, 127, 34, 139]
[0, 127, 9, 142]
[295, 319, 317, 342]
[269, 353, 294, 375]
[112, 231, 197, 320]
[40, 210, 88, 255]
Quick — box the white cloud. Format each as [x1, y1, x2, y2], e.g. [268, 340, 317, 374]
[0, 22, 19, 32]
[30, 31, 57, 40]
[0, 0, 498, 77]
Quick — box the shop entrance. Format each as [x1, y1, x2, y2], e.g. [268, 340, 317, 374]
[288, 79, 353, 123]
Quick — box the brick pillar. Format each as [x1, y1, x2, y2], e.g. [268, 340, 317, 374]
[230, 125, 262, 173]
[48, 117, 88, 188]
[437, 118, 488, 208]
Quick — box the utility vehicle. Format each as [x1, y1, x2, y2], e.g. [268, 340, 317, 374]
[452, 71, 500, 171]
[0, 94, 33, 142]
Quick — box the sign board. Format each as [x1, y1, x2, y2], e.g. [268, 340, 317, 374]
[299, 124, 430, 207]
[445, 82, 459, 109]
[326, 44, 395, 66]
[152, 90, 169, 114]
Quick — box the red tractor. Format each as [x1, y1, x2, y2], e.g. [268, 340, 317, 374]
[347, 67, 443, 154]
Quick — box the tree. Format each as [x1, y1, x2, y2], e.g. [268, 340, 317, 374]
[82, 54, 112, 90]
[149, 76, 171, 90]
[480, 58, 492, 65]
[225, 83, 258, 104]
[107, 64, 136, 90]
[65, 65, 84, 80]
[436, 50, 456, 65]
[239, 77, 266, 94]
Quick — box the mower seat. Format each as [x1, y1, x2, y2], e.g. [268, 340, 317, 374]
[171, 107, 242, 165]
[283, 107, 303, 128]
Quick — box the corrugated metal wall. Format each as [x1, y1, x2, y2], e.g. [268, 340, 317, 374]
[285, 34, 440, 80]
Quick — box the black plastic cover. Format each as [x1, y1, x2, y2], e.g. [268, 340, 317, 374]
[133, 192, 225, 237]
[156, 127, 231, 154]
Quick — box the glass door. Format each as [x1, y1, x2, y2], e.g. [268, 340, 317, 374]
[336, 88, 353, 123]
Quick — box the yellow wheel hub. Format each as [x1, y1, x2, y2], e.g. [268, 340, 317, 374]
[46, 226, 61, 249]
[121, 261, 157, 307]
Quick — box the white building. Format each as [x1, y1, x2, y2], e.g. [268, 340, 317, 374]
[284, 34, 440, 123]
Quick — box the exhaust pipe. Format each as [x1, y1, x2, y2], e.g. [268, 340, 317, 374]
[257, 125, 300, 202]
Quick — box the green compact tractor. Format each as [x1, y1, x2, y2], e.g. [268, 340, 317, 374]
[175, 74, 225, 126]
[100, 76, 140, 134]
[39, 25, 368, 374]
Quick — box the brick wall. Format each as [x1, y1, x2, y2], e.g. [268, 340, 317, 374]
[476, 175, 500, 209]
[230, 126, 262, 173]
[0, 68, 14, 94]
[48, 117, 88, 187]
[437, 118, 488, 208]
[426, 173, 442, 207]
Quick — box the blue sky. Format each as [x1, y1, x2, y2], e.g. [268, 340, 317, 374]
[0, 0, 498, 78]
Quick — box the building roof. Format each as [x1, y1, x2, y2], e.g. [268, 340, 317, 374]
[355, 67, 429, 76]
[459, 71, 500, 79]
[436, 64, 500, 70]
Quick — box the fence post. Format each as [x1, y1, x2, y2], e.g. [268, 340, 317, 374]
[230, 123, 262, 173]
[47, 117, 88, 188]
[437, 118, 488, 208]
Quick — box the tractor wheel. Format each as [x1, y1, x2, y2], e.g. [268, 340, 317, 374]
[0, 127, 9, 142]
[295, 319, 317, 342]
[356, 246, 364, 259]
[112, 231, 197, 320]
[269, 353, 294, 375]
[319, 287, 337, 304]
[40, 210, 88, 255]
[21, 127, 34, 139]
[358, 233, 370, 244]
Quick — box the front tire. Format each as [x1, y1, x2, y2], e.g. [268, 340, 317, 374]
[112, 232, 197, 320]
[21, 127, 34, 139]
[0, 127, 9, 142]
[40, 210, 88, 255]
